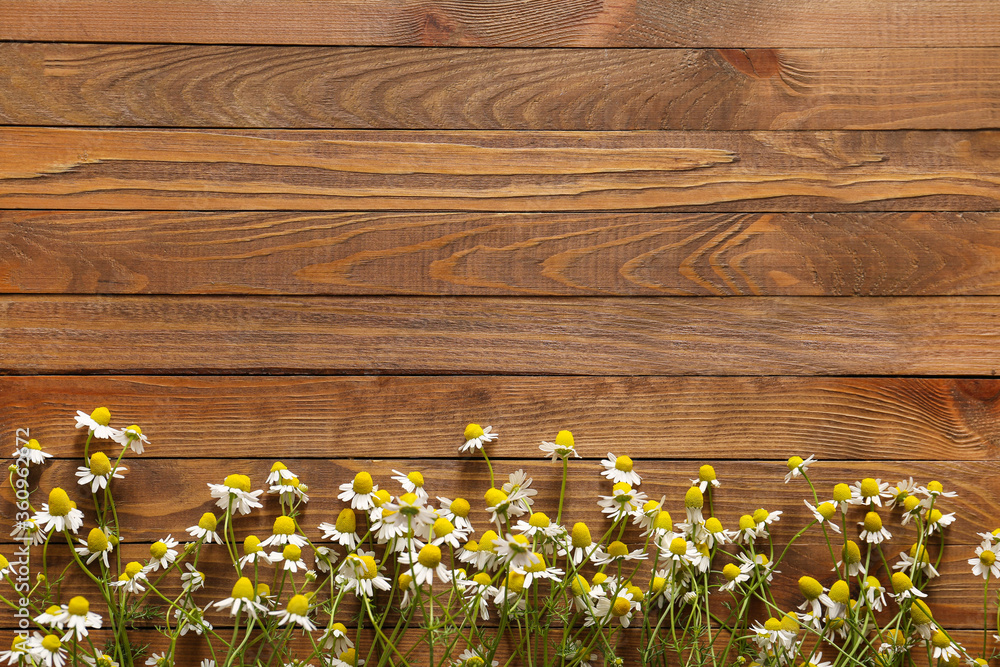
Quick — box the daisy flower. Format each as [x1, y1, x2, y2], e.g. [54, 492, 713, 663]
[797, 576, 827, 618]
[266, 461, 297, 486]
[382, 492, 437, 533]
[10, 517, 47, 546]
[684, 487, 705, 525]
[330, 648, 365, 667]
[702, 516, 734, 547]
[482, 487, 525, 525]
[752, 508, 782, 537]
[691, 464, 720, 493]
[438, 496, 473, 532]
[514, 552, 565, 587]
[890, 571, 927, 600]
[862, 575, 887, 612]
[600, 453, 641, 486]
[392, 469, 429, 500]
[539, 430, 580, 461]
[502, 469, 537, 510]
[919, 480, 958, 502]
[180, 563, 206, 592]
[144, 653, 170, 667]
[849, 477, 891, 507]
[214, 577, 267, 620]
[734, 515, 758, 544]
[34, 604, 67, 629]
[75, 527, 114, 567]
[337, 551, 392, 598]
[893, 543, 940, 578]
[514, 512, 552, 538]
[75, 407, 117, 440]
[560, 522, 598, 566]
[269, 475, 309, 504]
[821, 580, 851, 619]
[493, 571, 528, 611]
[110, 424, 148, 454]
[859, 511, 892, 544]
[719, 561, 753, 592]
[0, 636, 29, 666]
[970, 542, 1000, 579]
[831, 483, 853, 513]
[492, 534, 540, 570]
[61, 596, 102, 641]
[463, 572, 499, 620]
[147, 535, 179, 571]
[598, 483, 647, 521]
[910, 599, 937, 639]
[208, 474, 263, 516]
[174, 601, 213, 636]
[75, 452, 127, 493]
[185, 513, 222, 544]
[271, 544, 306, 573]
[319, 509, 361, 549]
[889, 477, 918, 507]
[430, 516, 466, 549]
[736, 552, 779, 582]
[13, 438, 52, 466]
[925, 508, 957, 535]
[110, 562, 148, 594]
[452, 648, 499, 667]
[339, 471, 379, 511]
[460, 423, 498, 453]
[401, 544, 450, 586]
[592, 540, 647, 566]
[314, 545, 338, 573]
[33, 488, 84, 534]
[784, 455, 816, 483]
[930, 631, 962, 662]
[321, 622, 354, 655]
[587, 590, 637, 628]
[804, 500, 841, 534]
[836, 540, 864, 577]
[271, 594, 316, 631]
[26, 633, 67, 667]
[658, 535, 698, 567]
[260, 515, 308, 548]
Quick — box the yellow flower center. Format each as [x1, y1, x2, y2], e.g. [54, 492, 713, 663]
[479, 530, 499, 552]
[863, 512, 882, 532]
[699, 464, 717, 482]
[406, 471, 424, 487]
[26, 439, 41, 451]
[339, 649, 358, 666]
[352, 471, 374, 495]
[930, 631, 951, 649]
[418, 544, 442, 568]
[903, 495, 921, 512]
[472, 572, 492, 587]
[705, 517, 723, 533]
[398, 572, 413, 589]
[911, 600, 933, 624]
[48, 487, 72, 517]
[67, 596, 89, 616]
[798, 576, 823, 600]
[124, 561, 143, 579]
[198, 513, 217, 531]
[150, 541, 168, 559]
[650, 575, 666, 593]
[0, 555, 8, 570]
[891, 572, 913, 593]
[607, 541, 628, 558]
[752, 508, 768, 524]
[865, 575, 881, 590]
[433, 517, 455, 537]
[372, 489, 390, 507]
[685, 487, 704, 509]
[614, 455, 634, 472]
[282, 544, 302, 562]
[842, 540, 861, 564]
[554, 430, 574, 448]
[832, 483, 852, 503]
[817, 502, 836, 520]
[763, 618, 782, 632]
[524, 553, 547, 573]
[829, 580, 850, 604]
[273, 515, 295, 535]
[270, 461, 287, 473]
[885, 629, 906, 646]
[787, 456, 803, 470]
[859, 478, 879, 498]
[231, 577, 254, 599]
[571, 523, 591, 548]
[41, 635, 61, 653]
[484, 488, 508, 507]
[90, 407, 111, 426]
[723, 563, 742, 581]
[87, 527, 108, 552]
[982, 550, 997, 566]
[570, 574, 591, 596]
[463, 540, 479, 553]
[738, 515, 755, 531]
[223, 474, 251, 492]
[669, 537, 688, 556]
[612, 482, 632, 497]
[464, 423, 485, 440]
[909, 543, 930, 563]
[927, 509, 943, 524]
[336, 509, 357, 534]
[654, 511, 673, 531]
[927, 480, 943, 494]
[286, 594, 309, 616]
[505, 571, 525, 594]
[611, 596, 631, 617]
[359, 555, 378, 580]
[780, 613, 798, 632]
[528, 512, 550, 528]
[450, 498, 471, 517]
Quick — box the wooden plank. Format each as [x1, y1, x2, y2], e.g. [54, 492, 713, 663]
[4, 376, 1000, 460]
[1, 1, 998, 48]
[5, 296, 1000, 375]
[0, 459, 987, 544]
[3, 44, 1000, 130]
[1, 129, 999, 212]
[8, 211, 1000, 296]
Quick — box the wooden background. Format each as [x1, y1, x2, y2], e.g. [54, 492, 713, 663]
[2, 2, 1000, 664]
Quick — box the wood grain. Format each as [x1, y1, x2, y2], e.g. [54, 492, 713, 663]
[1, 129, 1000, 211]
[0, 459, 987, 545]
[3, 44, 1000, 130]
[5, 296, 1000, 375]
[1, 1, 998, 47]
[5, 376, 1000, 461]
[7, 211, 1000, 296]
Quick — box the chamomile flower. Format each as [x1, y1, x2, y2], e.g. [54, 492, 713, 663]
[890, 477, 918, 507]
[75, 407, 117, 440]
[862, 576, 887, 611]
[321, 623, 354, 655]
[890, 571, 927, 599]
[144, 652, 170, 667]
[930, 631, 962, 662]
[75, 452, 126, 492]
[514, 512, 553, 538]
[598, 483, 647, 521]
[402, 544, 451, 586]
[208, 474, 263, 515]
[831, 483, 853, 512]
[750, 618, 797, 653]
[174, 601, 213, 636]
[339, 471, 379, 511]
[560, 522, 599, 565]
[314, 545, 338, 573]
[702, 517, 734, 547]
[392, 469, 429, 501]
[821, 580, 851, 619]
[919, 480, 958, 502]
[34, 604, 67, 628]
[260, 515, 308, 548]
[784, 455, 816, 483]
[804, 500, 841, 533]
[719, 561, 753, 592]
[691, 464, 720, 493]
[483, 487, 524, 524]
[539, 430, 580, 460]
[110, 562, 148, 594]
[588, 590, 637, 628]
[0, 635, 30, 666]
[270, 475, 308, 504]
[76, 527, 114, 567]
[452, 648, 499, 667]
[684, 487, 705, 525]
[658, 535, 698, 567]
[337, 551, 392, 598]
[894, 543, 940, 578]
[330, 648, 365, 667]
[503, 469, 537, 510]
[752, 507, 782, 537]
[27, 633, 67, 667]
[13, 438, 52, 465]
[493, 534, 540, 570]
[429, 516, 465, 548]
[185, 513, 222, 544]
[461, 423, 498, 453]
[271, 594, 316, 631]
[859, 511, 892, 544]
[462, 572, 498, 620]
[600, 453, 641, 486]
[849, 477, 891, 507]
[320, 509, 361, 549]
[437, 496, 473, 532]
[214, 577, 267, 620]
[61, 596, 102, 641]
[0, 554, 9, 578]
[836, 540, 864, 576]
[797, 576, 827, 618]
[736, 552, 779, 582]
[180, 563, 206, 592]
[970, 542, 1000, 579]
[33, 488, 84, 534]
[147, 535, 179, 571]
[910, 600, 937, 639]
[271, 544, 306, 573]
[11, 517, 47, 546]
[110, 424, 148, 454]
[383, 492, 438, 532]
[925, 508, 957, 535]
[735, 515, 759, 543]
[266, 461, 296, 486]
[494, 571, 528, 610]
[979, 528, 1000, 545]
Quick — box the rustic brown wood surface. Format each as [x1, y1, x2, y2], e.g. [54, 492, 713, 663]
[1, 1, 998, 47]
[7, 211, 1000, 296]
[3, 44, 1000, 130]
[2, 128, 1000, 211]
